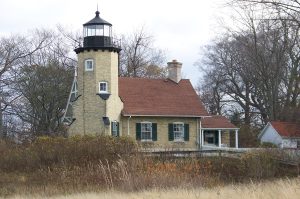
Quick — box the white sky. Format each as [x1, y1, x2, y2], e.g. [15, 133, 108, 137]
[0, 0, 233, 86]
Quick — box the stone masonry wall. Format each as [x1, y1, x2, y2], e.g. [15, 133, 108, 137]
[121, 116, 199, 150]
[68, 50, 123, 136]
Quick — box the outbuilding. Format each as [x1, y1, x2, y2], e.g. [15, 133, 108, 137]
[258, 121, 300, 148]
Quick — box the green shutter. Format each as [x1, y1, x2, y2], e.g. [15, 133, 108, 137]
[152, 123, 157, 141]
[168, 123, 174, 141]
[184, 124, 189, 141]
[117, 122, 119, 137]
[136, 123, 141, 140]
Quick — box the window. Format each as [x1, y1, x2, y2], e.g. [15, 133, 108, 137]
[104, 25, 110, 36]
[99, 82, 108, 93]
[141, 122, 152, 141]
[111, 121, 119, 137]
[136, 123, 157, 141]
[85, 59, 94, 71]
[168, 123, 189, 142]
[173, 123, 184, 141]
[95, 25, 104, 36]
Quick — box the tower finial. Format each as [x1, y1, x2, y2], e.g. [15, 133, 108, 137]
[95, 3, 100, 17]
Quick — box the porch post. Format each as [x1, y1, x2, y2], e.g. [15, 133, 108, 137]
[218, 130, 222, 147]
[201, 130, 204, 147]
[235, 129, 238, 148]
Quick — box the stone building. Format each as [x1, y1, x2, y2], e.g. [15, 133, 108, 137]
[63, 10, 239, 150]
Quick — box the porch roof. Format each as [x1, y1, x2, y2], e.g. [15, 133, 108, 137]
[201, 116, 238, 130]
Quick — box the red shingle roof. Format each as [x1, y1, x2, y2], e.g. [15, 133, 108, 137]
[271, 121, 300, 137]
[118, 77, 209, 117]
[202, 116, 237, 129]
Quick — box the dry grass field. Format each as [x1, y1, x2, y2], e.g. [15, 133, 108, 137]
[1, 137, 299, 198]
[4, 178, 300, 199]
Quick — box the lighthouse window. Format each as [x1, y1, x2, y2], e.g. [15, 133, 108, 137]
[104, 26, 110, 36]
[87, 26, 95, 36]
[95, 25, 104, 36]
[99, 82, 108, 93]
[85, 59, 94, 71]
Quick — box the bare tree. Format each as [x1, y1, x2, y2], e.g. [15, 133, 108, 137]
[232, 0, 300, 25]
[0, 28, 76, 139]
[119, 27, 166, 78]
[14, 30, 75, 136]
[15, 63, 73, 136]
[229, 0, 300, 123]
[0, 30, 51, 137]
[198, 15, 290, 126]
[197, 63, 228, 115]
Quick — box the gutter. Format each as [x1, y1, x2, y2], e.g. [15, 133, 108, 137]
[122, 114, 211, 118]
[201, 128, 240, 130]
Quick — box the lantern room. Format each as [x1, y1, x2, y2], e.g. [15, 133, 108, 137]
[75, 10, 121, 53]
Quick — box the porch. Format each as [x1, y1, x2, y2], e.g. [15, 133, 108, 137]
[200, 129, 239, 149]
[200, 116, 239, 149]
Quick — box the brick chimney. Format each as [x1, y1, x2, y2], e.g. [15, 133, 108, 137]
[167, 59, 182, 83]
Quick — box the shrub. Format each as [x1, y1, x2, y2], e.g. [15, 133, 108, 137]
[259, 142, 278, 148]
[0, 135, 137, 172]
[239, 150, 278, 179]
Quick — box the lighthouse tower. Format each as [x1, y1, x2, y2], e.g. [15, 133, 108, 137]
[65, 10, 123, 136]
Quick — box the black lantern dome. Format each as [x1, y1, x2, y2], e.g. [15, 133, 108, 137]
[75, 10, 121, 54]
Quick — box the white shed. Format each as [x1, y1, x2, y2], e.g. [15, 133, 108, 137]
[258, 121, 300, 148]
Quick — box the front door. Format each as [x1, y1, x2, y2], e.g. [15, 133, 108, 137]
[204, 130, 218, 146]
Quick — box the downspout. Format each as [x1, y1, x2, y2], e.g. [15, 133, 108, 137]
[127, 115, 131, 136]
[82, 65, 86, 135]
[199, 118, 202, 150]
[196, 118, 199, 148]
[104, 99, 107, 135]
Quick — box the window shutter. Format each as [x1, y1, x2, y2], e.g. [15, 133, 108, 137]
[152, 123, 157, 141]
[184, 124, 189, 141]
[136, 123, 141, 140]
[117, 122, 120, 137]
[168, 123, 174, 141]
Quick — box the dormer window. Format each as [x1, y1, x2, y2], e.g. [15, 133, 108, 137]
[99, 81, 108, 93]
[85, 59, 94, 71]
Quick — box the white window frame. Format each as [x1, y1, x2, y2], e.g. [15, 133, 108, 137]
[141, 122, 152, 141]
[173, 122, 184, 142]
[99, 81, 108, 93]
[112, 121, 118, 137]
[85, 59, 94, 71]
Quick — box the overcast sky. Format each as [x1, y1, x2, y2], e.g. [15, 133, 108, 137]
[0, 0, 232, 86]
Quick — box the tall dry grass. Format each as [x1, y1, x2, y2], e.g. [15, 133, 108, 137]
[4, 178, 300, 199]
[0, 136, 299, 197]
